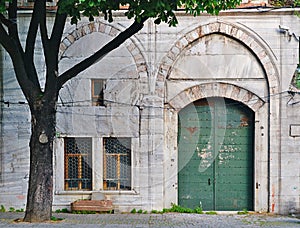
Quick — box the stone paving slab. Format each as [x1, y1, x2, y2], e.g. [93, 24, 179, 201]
[0, 212, 299, 227]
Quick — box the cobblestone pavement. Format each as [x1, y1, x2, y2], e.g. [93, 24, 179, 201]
[0, 212, 299, 227]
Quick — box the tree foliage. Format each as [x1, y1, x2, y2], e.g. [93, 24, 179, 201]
[269, 0, 300, 7]
[1, 0, 241, 26]
[58, 0, 241, 25]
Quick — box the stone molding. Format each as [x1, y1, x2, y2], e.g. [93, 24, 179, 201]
[58, 21, 148, 81]
[158, 20, 279, 98]
[168, 82, 265, 112]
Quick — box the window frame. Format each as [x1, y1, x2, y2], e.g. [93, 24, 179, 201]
[103, 137, 132, 191]
[91, 79, 106, 107]
[64, 137, 93, 191]
[54, 137, 137, 195]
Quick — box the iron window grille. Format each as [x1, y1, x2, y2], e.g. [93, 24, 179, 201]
[64, 137, 92, 191]
[92, 79, 106, 106]
[103, 137, 131, 190]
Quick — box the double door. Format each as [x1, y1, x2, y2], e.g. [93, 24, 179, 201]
[178, 98, 254, 211]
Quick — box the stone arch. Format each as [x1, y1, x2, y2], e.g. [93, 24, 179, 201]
[161, 20, 275, 212]
[168, 82, 265, 112]
[164, 82, 269, 212]
[58, 21, 147, 79]
[157, 20, 279, 98]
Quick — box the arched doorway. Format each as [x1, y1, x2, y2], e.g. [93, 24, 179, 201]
[178, 97, 254, 211]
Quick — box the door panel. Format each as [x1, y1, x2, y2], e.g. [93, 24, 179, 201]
[178, 100, 214, 209]
[178, 97, 254, 211]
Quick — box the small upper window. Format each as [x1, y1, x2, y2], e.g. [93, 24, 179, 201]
[92, 79, 105, 106]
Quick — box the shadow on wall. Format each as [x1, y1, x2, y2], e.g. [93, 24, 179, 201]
[287, 199, 299, 216]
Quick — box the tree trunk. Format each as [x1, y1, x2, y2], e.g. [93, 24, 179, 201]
[23, 98, 57, 222]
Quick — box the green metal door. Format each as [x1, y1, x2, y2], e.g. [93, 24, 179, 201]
[178, 97, 254, 211]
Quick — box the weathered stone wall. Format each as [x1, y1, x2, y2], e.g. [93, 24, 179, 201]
[0, 12, 56, 210]
[0, 14, 31, 210]
[0, 45, 3, 187]
[0, 9, 299, 214]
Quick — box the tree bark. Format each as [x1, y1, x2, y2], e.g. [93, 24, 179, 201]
[23, 96, 57, 222]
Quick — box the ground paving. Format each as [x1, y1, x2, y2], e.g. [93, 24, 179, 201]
[0, 212, 299, 227]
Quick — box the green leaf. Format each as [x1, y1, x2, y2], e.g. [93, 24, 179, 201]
[57, 0, 241, 26]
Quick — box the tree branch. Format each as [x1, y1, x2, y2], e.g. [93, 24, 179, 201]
[39, 9, 50, 57]
[38, 0, 52, 72]
[0, 22, 40, 101]
[7, 0, 23, 53]
[5, 0, 40, 99]
[24, 0, 45, 89]
[42, 5, 67, 96]
[58, 17, 148, 88]
[50, 6, 67, 60]
[0, 13, 13, 28]
[0, 22, 15, 54]
[25, 2, 41, 58]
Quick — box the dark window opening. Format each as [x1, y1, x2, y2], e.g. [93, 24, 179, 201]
[92, 79, 105, 106]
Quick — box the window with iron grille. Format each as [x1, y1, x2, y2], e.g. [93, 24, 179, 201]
[103, 138, 131, 190]
[92, 79, 105, 106]
[64, 137, 92, 191]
